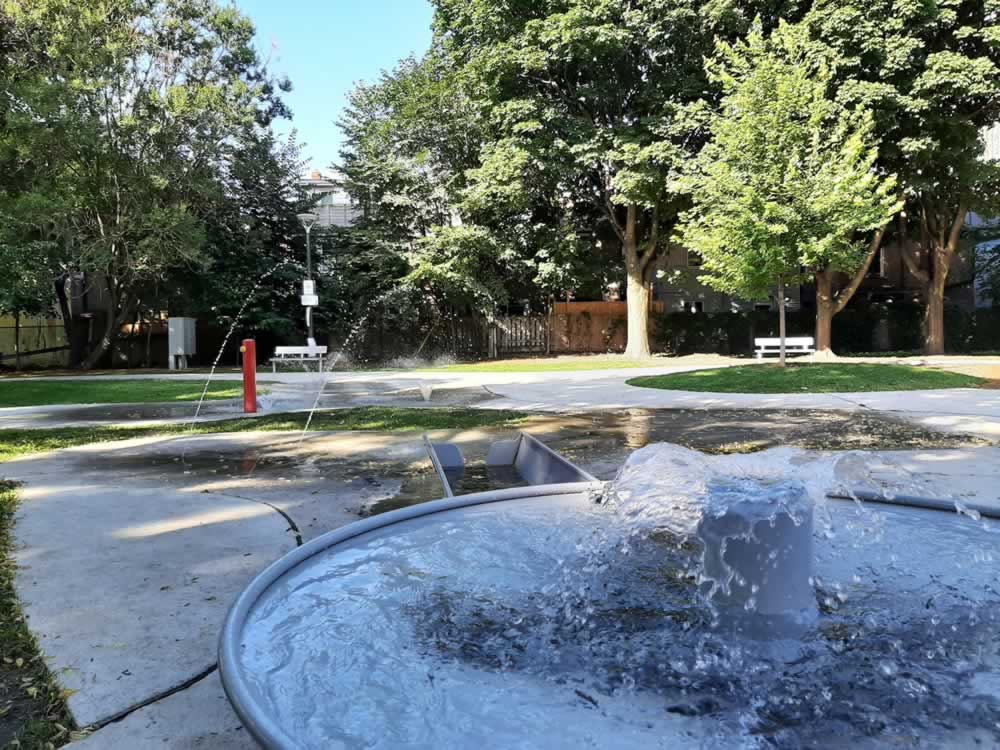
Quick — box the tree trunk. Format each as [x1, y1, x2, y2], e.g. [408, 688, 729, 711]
[777, 280, 787, 367]
[925, 255, 948, 356]
[921, 205, 965, 356]
[144, 309, 154, 368]
[622, 204, 653, 359]
[53, 275, 80, 366]
[80, 279, 133, 370]
[812, 227, 887, 354]
[815, 269, 834, 353]
[624, 267, 651, 358]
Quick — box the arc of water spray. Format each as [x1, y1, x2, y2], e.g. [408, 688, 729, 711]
[187, 258, 293, 439]
[295, 287, 416, 447]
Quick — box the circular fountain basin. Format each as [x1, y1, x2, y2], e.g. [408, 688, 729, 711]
[220, 481, 1000, 749]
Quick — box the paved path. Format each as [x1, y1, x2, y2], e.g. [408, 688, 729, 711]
[4, 431, 457, 744]
[4, 364, 998, 439]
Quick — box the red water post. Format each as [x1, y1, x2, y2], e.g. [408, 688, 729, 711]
[240, 339, 257, 414]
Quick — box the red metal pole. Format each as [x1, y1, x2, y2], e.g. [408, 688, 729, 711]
[240, 339, 257, 414]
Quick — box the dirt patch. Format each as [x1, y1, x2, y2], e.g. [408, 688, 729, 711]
[932, 363, 1000, 386]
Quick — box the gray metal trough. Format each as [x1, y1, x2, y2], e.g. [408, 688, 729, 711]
[423, 431, 597, 496]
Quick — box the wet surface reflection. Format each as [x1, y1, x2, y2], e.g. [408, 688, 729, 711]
[73, 408, 988, 519]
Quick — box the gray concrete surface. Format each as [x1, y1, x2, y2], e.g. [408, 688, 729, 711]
[1, 361, 998, 747]
[2, 423, 993, 744]
[23, 435, 989, 747]
[3, 430, 503, 735]
[3, 363, 999, 439]
[68, 672, 246, 749]
[0, 400, 249, 430]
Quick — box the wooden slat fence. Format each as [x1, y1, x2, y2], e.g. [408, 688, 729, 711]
[495, 315, 548, 355]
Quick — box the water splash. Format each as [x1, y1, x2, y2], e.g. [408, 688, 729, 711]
[234, 444, 1000, 747]
[295, 286, 425, 446]
[188, 257, 292, 428]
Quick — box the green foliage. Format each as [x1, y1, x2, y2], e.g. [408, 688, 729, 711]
[406, 225, 517, 314]
[0, 242, 55, 319]
[339, 52, 476, 236]
[807, 0, 1000, 352]
[336, 46, 608, 322]
[677, 21, 901, 300]
[179, 132, 310, 338]
[1, 0, 292, 366]
[807, 0, 1000, 213]
[314, 226, 417, 341]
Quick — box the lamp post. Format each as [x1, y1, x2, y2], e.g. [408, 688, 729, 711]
[296, 212, 319, 345]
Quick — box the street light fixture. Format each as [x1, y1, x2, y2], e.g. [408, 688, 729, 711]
[296, 212, 320, 346]
[296, 212, 318, 279]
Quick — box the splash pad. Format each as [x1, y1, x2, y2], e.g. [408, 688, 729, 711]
[220, 441, 1000, 748]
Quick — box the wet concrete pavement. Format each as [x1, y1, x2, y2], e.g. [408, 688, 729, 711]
[1, 407, 996, 747]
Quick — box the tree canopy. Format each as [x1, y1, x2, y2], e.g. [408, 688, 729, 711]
[678, 21, 901, 353]
[806, 0, 1000, 353]
[1, 0, 294, 367]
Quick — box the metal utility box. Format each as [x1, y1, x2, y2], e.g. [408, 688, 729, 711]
[167, 317, 197, 370]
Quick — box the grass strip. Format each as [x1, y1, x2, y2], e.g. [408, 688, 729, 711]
[627, 363, 984, 394]
[0, 381, 251, 408]
[0, 481, 77, 748]
[0, 407, 530, 464]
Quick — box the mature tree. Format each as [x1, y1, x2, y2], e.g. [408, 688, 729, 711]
[807, 0, 1000, 354]
[337, 48, 595, 325]
[678, 22, 901, 361]
[338, 52, 476, 237]
[433, 0, 802, 357]
[177, 132, 310, 343]
[2, 0, 290, 368]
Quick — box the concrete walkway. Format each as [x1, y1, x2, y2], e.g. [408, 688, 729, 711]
[3, 431, 461, 745]
[2, 361, 999, 746]
[4, 364, 998, 439]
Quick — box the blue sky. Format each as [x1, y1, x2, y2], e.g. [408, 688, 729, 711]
[234, 0, 434, 175]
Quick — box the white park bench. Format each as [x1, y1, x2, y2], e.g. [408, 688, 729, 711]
[270, 345, 328, 372]
[754, 336, 815, 360]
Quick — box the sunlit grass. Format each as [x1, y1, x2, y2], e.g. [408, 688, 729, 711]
[0, 407, 530, 463]
[0, 380, 251, 408]
[627, 364, 984, 394]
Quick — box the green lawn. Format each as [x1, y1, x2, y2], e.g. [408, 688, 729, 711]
[627, 363, 985, 394]
[0, 380, 250, 408]
[0, 407, 529, 463]
[426, 358, 658, 373]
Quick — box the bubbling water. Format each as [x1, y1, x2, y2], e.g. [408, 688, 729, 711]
[235, 444, 1000, 748]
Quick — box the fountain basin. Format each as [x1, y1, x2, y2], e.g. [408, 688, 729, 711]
[220, 475, 1000, 749]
